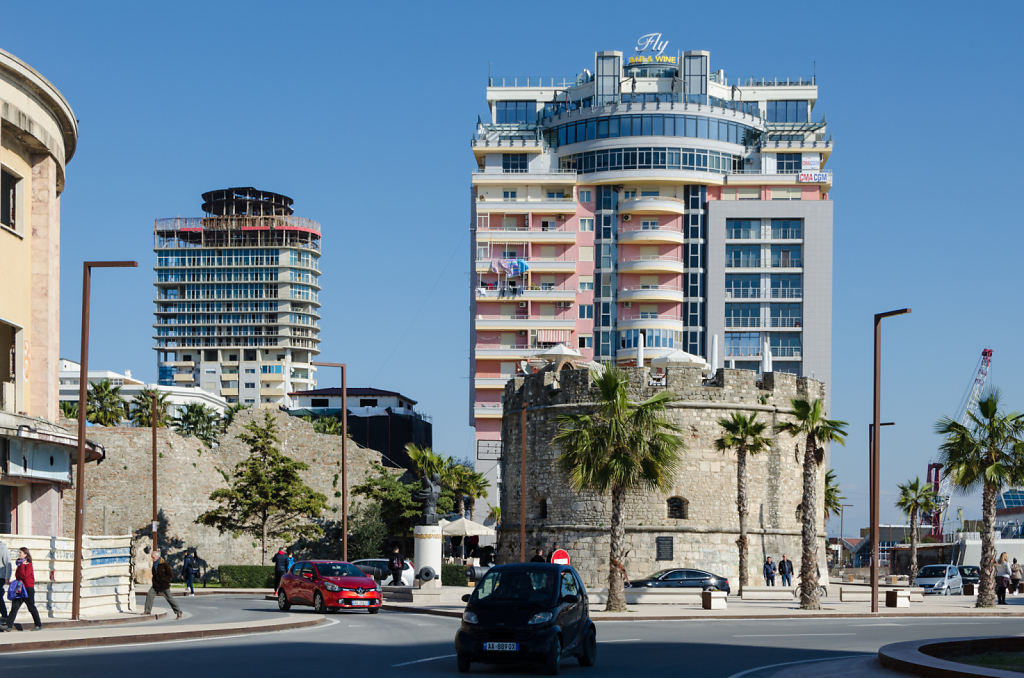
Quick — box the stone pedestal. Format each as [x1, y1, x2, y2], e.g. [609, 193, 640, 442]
[414, 524, 443, 584]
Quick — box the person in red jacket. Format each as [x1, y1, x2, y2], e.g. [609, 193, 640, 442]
[3, 547, 41, 631]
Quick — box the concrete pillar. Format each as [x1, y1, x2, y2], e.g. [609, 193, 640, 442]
[414, 525, 442, 588]
[29, 154, 59, 423]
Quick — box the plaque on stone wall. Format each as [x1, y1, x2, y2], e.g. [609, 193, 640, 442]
[655, 536, 673, 561]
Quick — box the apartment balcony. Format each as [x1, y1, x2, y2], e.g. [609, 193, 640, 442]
[260, 386, 283, 397]
[724, 317, 803, 330]
[724, 346, 802, 359]
[725, 170, 832, 188]
[476, 226, 577, 243]
[473, 403, 504, 419]
[475, 197, 577, 214]
[173, 373, 195, 383]
[615, 345, 680, 361]
[474, 376, 514, 389]
[476, 285, 575, 302]
[261, 372, 286, 382]
[761, 138, 832, 151]
[618, 227, 686, 246]
[617, 256, 686, 274]
[619, 196, 689, 216]
[618, 286, 686, 303]
[474, 314, 576, 330]
[617, 312, 683, 330]
[724, 261, 802, 272]
[472, 170, 577, 186]
[167, 360, 195, 367]
[475, 257, 576, 274]
[724, 288, 803, 301]
[220, 387, 238, 397]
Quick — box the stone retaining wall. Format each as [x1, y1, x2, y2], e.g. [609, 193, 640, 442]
[498, 365, 831, 589]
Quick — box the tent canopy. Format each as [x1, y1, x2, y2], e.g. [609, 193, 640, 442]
[441, 517, 496, 537]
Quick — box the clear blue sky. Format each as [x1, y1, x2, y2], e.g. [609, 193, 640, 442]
[6, 0, 1023, 536]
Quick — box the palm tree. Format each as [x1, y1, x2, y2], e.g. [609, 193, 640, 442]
[895, 477, 938, 581]
[442, 460, 491, 519]
[86, 379, 126, 426]
[311, 416, 345, 436]
[486, 505, 501, 526]
[220, 402, 249, 432]
[824, 469, 845, 522]
[464, 471, 490, 521]
[936, 391, 1024, 607]
[128, 389, 171, 428]
[777, 398, 848, 610]
[174, 403, 220, 446]
[554, 366, 684, 612]
[407, 444, 445, 481]
[714, 412, 771, 595]
[59, 401, 78, 420]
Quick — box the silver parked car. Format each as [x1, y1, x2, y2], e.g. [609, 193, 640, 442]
[913, 564, 963, 595]
[352, 558, 415, 586]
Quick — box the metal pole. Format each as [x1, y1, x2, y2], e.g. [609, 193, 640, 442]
[152, 394, 158, 549]
[312, 361, 346, 560]
[871, 308, 910, 613]
[520, 404, 527, 563]
[72, 260, 136, 621]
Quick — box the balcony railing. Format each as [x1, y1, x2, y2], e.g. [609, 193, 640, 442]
[621, 256, 684, 263]
[770, 229, 803, 239]
[620, 312, 682, 321]
[725, 317, 762, 328]
[478, 224, 575, 233]
[770, 317, 802, 328]
[620, 284, 683, 292]
[725, 288, 803, 300]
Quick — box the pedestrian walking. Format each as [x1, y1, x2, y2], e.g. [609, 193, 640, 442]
[387, 545, 405, 586]
[530, 547, 546, 563]
[763, 557, 777, 586]
[144, 549, 182, 619]
[1012, 558, 1022, 595]
[286, 549, 294, 573]
[996, 552, 1012, 605]
[0, 539, 10, 630]
[182, 549, 200, 597]
[4, 548, 42, 631]
[271, 547, 289, 591]
[778, 554, 794, 587]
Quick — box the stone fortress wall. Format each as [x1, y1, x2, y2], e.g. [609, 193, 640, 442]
[498, 365, 830, 590]
[61, 409, 382, 574]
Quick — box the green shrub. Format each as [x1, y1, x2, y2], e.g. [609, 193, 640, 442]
[442, 563, 468, 586]
[218, 565, 275, 588]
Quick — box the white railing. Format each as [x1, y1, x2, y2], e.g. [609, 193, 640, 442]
[623, 256, 684, 263]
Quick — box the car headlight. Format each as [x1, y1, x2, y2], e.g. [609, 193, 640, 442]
[462, 610, 479, 624]
[323, 582, 341, 592]
[528, 611, 553, 625]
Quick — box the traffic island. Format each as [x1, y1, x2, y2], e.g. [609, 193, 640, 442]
[879, 636, 1024, 676]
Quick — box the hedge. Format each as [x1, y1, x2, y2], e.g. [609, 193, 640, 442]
[442, 563, 468, 586]
[219, 565, 276, 588]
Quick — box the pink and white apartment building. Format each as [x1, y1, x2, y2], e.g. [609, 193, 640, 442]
[469, 40, 835, 497]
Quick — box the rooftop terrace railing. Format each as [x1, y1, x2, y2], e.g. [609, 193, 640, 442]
[155, 215, 322, 234]
[489, 75, 591, 88]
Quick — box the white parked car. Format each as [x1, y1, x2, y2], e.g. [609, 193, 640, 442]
[913, 564, 963, 595]
[351, 558, 415, 586]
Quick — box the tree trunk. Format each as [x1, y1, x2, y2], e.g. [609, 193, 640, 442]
[978, 481, 997, 607]
[456, 496, 466, 518]
[799, 433, 820, 610]
[261, 515, 268, 567]
[909, 507, 918, 582]
[606, 486, 627, 612]
[736, 446, 749, 595]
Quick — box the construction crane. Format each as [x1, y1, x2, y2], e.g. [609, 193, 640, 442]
[926, 348, 993, 539]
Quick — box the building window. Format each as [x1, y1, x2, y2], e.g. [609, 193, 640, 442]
[578, 335, 593, 349]
[776, 153, 801, 174]
[766, 100, 809, 123]
[578, 275, 594, 291]
[578, 189, 592, 203]
[579, 304, 593, 319]
[726, 219, 760, 240]
[359, 398, 378, 407]
[502, 190, 517, 201]
[537, 498, 548, 520]
[579, 218, 594, 232]
[244, 382, 256, 388]
[501, 154, 528, 173]
[640, 220, 659, 231]
[667, 496, 688, 519]
[311, 398, 330, 407]
[771, 219, 802, 239]
[496, 100, 535, 124]
[1, 169, 19, 232]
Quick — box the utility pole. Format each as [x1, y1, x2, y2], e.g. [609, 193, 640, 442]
[151, 394, 158, 549]
[312, 361, 347, 560]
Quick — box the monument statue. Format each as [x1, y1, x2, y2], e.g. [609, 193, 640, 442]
[414, 471, 442, 526]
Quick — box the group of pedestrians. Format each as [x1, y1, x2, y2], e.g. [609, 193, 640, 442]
[0, 540, 42, 631]
[762, 554, 795, 587]
[994, 552, 1024, 604]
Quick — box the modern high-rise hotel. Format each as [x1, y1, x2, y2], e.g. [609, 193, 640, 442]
[154, 188, 321, 407]
[470, 39, 833, 472]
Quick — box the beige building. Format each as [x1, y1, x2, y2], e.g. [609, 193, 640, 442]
[1, 48, 101, 536]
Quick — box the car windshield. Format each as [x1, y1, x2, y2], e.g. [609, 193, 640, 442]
[316, 563, 366, 578]
[474, 569, 557, 603]
[917, 565, 948, 578]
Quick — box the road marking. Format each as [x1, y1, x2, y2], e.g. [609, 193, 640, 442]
[392, 653, 457, 667]
[725, 654, 864, 678]
[599, 638, 641, 643]
[733, 632, 855, 638]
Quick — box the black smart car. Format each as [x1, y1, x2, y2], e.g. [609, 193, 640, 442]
[627, 567, 731, 594]
[958, 565, 980, 587]
[454, 563, 596, 674]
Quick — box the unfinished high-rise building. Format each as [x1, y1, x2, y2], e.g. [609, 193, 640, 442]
[154, 188, 322, 406]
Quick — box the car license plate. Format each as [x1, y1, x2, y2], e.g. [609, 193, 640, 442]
[484, 642, 518, 652]
[351, 599, 370, 606]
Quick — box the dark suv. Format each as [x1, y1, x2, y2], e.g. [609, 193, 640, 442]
[455, 563, 596, 674]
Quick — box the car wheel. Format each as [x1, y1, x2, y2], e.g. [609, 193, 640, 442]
[368, 607, 380, 614]
[578, 627, 597, 667]
[277, 589, 291, 611]
[457, 653, 471, 673]
[545, 635, 561, 675]
[314, 592, 327, 614]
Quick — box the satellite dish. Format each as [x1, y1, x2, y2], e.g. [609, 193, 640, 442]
[519, 360, 529, 373]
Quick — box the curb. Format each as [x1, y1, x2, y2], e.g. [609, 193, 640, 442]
[1, 611, 166, 632]
[878, 636, 1024, 677]
[0, 616, 326, 653]
[382, 604, 1024, 622]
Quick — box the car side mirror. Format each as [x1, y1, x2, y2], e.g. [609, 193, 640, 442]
[461, 594, 471, 603]
[561, 594, 579, 604]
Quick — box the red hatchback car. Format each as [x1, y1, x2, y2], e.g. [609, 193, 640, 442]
[278, 560, 382, 614]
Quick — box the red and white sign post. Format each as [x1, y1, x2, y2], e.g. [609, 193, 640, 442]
[550, 549, 570, 565]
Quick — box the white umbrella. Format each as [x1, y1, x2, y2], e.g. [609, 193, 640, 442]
[441, 517, 496, 537]
[650, 349, 709, 370]
[761, 339, 773, 373]
[538, 343, 582, 371]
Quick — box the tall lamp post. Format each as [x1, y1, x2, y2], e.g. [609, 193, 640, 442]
[73, 260, 137, 620]
[838, 503, 853, 566]
[312, 361, 347, 560]
[871, 307, 910, 613]
[152, 394, 159, 549]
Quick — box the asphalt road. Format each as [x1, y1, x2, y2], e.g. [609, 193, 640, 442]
[0, 595, 1013, 677]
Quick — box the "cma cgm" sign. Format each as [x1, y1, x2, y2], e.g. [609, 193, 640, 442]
[797, 170, 833, 184]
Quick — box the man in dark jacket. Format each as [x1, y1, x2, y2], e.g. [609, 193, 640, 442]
[144, 549, 182, 619]
[778, 554, 794, 587]
[387, 545, 405, 586]
[272, 548, 289, 591]
[763, 557, 777, 586]
[530, 548, 546, 563]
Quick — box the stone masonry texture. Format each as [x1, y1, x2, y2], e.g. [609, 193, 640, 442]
[60, 409, 382, 572]
[498, 365, 831, 590]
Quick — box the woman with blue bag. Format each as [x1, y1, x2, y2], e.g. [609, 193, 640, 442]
[4, 547, 41, 631]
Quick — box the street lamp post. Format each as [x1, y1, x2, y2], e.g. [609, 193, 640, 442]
[73, 260, 137, 621]
[871, 307, 910, 613]
[312, 361, 347, 561]
[838, 503, 853, 566]
[152, 394, 159, 550]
